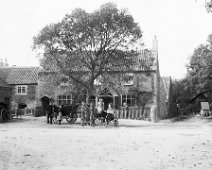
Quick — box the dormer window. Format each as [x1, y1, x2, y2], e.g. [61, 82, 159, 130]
[16, 85, 27, 95]
[94, 76, 102, 85]
[123, 73, 134, 86]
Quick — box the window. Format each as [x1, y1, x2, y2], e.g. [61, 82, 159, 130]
[16, 85, 27, 95]
[122, 95, 135, 107]
[90, 96, 96, 105]
[58, 95, 72, 105]
[123, 73, 134, 85]
[94, 76, 102, 85]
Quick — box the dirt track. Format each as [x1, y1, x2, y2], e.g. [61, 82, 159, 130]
[0, 116, 212, 170]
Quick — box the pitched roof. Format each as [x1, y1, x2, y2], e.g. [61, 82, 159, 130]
[0, 78, 11, 88]
[0, 67, 39, 85]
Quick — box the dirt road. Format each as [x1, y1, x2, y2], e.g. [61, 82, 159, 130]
[0, 116, 212, 170]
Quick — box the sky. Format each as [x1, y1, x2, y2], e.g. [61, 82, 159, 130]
[0, 0, 212, 79]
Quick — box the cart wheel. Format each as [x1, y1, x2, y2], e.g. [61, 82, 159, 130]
[81, 118, 85, 126]
[71, 114, 78, 123]
[114, 119, 118, 126]
[90, 118, 95, 127]
[66, 117, 72, 124]
[53, 117, 58, 124]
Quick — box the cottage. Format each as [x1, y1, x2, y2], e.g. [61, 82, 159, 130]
[0, 67, 39, 115]
[36, 37, 172, 121]
[0, 37, 172, 121]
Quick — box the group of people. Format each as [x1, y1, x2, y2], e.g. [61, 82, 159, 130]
[81, 98, 116, 124]
[46, 98, 116, 125]
[46, 101, 62, 125]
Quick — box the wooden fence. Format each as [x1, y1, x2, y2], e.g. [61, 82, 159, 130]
[115, 107, 151, 120]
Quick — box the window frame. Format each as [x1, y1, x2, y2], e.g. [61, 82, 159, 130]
[58, 94, 72, 105]
[16, 85, 27, 95]
[123, 73, 134, 86]
[121, 94, 135, 107]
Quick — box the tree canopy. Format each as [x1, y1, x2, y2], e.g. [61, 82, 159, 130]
[33, 2, 143, 102]
[172, 33, 212, 114]
[205, 0, 212, 12]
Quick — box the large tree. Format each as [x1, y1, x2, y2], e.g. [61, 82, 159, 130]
[187, 34, 212, 95]
[172, 34, 212, 114]
[205, 0, 212, 12]
[33, 3, 143, 102]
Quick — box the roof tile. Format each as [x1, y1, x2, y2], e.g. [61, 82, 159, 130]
[0, 67, 39, 85]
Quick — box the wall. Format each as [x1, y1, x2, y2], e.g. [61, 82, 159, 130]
[11, 84, 37, 113]
[0, 87, 12, 107]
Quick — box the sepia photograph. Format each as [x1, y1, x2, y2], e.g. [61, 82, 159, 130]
[0, 0, 212, 169]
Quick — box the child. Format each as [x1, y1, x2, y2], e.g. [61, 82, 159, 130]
[107, 103, 116, 119]
[57, 106, 62, 125]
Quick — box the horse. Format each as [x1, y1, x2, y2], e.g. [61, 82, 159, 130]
[46, 104, 60, 124]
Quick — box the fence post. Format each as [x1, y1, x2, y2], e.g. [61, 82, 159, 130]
[133, 108, 136, 119]
[128, 109, 131, 119]
[120, 109, 123, 119]
[131, 108, 134, 119]
[139, 109, 142, 119]
[136, 108, 139, 119]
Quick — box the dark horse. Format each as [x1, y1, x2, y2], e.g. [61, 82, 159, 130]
[61, 104, 80, 124]
[46, 104, 60, 124]
[0, 102, 10, 122]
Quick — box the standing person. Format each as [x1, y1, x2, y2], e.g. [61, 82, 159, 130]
[107, 103, 114, 116]
[46, 100, 54, 124]
[123, 102, 129, 119]
[96, 98, 106, 123]
[107, 103, 117, 119]
[90, 102, 95, 126]
[57, 106, 62, 125]
[81, 101, 89, 125]
[97, 98, 104, 114]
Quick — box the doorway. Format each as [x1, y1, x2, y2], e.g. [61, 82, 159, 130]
[41, 96, 50, 115]
[100, 96, 113, 110]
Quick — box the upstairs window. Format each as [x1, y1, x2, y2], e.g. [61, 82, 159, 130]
[58, 95, 72, 105]
[123, 73, 134, 86]
[16, 85, 27, 95]
[94, 75, 102, 85]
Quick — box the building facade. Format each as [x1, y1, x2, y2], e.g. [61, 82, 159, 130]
[0, 67, 39, 114]
[0, 37, 172, 121]
[36, 36, 172, 121]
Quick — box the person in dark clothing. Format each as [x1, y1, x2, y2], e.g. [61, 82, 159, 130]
[46, 101, 54, 124]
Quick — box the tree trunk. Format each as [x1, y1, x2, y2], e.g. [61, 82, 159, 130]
[85, 83, 94, 104]
[141, 104, 146, 118]
[86, 89, 91, 104]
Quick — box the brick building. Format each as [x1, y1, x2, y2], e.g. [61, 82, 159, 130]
[0, 67, 39, 114]
[36, 36, 172, 121]
[0, 37, 172, 121]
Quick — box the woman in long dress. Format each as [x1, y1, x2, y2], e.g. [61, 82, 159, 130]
[97, 98, 104, 114]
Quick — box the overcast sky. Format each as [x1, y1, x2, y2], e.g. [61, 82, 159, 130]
[0, 0, 212, 79]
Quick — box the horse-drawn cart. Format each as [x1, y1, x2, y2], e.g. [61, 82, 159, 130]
[0, 102, 11, 123]
[52, 104, 80, 124]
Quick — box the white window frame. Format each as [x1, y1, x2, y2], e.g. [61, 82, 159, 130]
[121, 94, 135, 107]
[94, 75, 102, 85]
[58, 94, 72, 105]
[16, 85, 27, 95]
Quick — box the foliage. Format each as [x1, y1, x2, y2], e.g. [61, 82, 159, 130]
[33, 2, 143, 102]
[172, 34, 212, 114]
[187, 34, 212, 97]
[205, 0, 212, 12]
